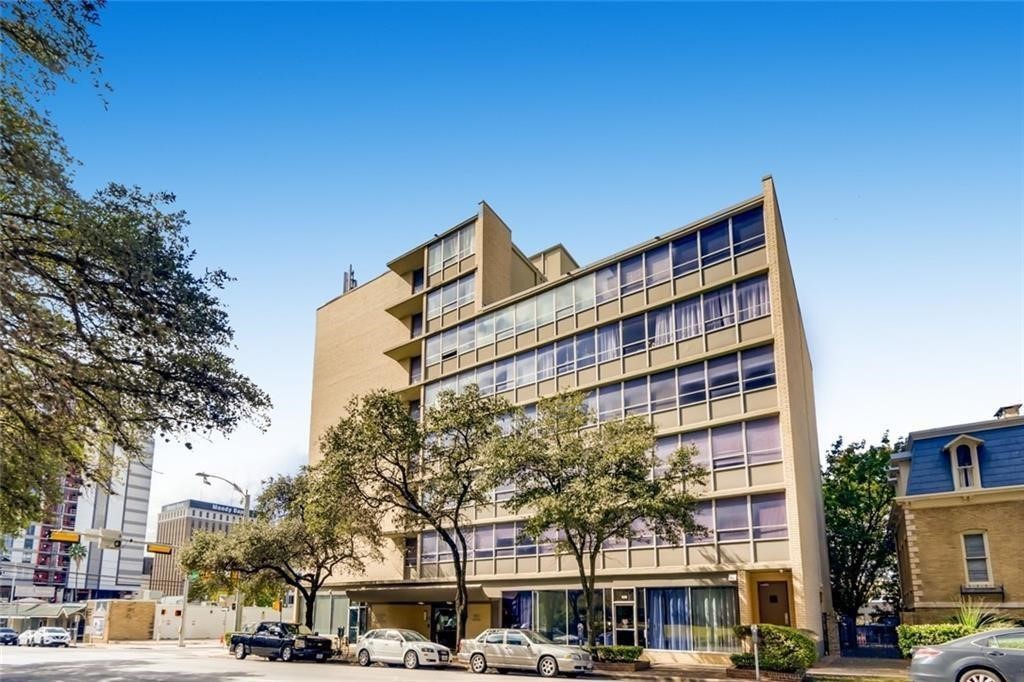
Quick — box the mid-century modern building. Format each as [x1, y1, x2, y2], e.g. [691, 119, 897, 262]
[147, 499, 248, 595]
[891, 404, 1024, 624]
[308, 176, 832, 662]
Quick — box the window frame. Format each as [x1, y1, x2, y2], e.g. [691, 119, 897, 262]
[961, 532, 992, 585]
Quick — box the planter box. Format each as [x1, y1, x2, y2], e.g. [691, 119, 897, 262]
[595, 660, 651, 672]
[728, 668, 805, 682]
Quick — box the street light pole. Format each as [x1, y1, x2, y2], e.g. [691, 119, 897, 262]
[195, 472, 249, 634]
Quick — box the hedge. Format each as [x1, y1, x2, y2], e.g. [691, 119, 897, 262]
[730, 624, 817, 674]
[590, 645, 644, 662]
[896, 624, 974, 657]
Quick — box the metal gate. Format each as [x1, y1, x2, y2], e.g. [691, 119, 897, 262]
[838, 616, 900, 658]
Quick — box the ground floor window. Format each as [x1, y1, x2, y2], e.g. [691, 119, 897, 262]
[312, 592, 350, 639]
[647, 586, 740, 652]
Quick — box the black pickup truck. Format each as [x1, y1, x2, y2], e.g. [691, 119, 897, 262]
[229, 621, 333, 662]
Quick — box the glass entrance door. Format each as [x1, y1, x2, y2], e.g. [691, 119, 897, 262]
[431, 605, 457, 650]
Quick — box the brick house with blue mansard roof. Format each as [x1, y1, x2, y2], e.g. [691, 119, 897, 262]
[890, 404, 1024, 624]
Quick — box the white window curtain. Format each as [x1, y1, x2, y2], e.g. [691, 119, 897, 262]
[597, 324, 621, 362]
[536, 345, 555, 380]
[675, 299, 701, 340]
[649, 306, 673, 347]
[703, 288, 735, 331]
[736, 276, 770, 321]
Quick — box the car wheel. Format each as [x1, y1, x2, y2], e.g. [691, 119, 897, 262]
[234, 643, 247, 660]
[538, 655, 559, 678]
[470, 653, 487, 674]
[280, 645, 293, 662]
[404, 650, 419, 669]
[958, 669, 1004, 682]
[357, 649, 371, 666]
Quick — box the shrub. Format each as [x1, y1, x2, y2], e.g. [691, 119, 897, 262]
[730, 624, 817, 673]
[590, 645, 644, 662]
[949, 598, 1018, 631]
[896, 624, 974, 657]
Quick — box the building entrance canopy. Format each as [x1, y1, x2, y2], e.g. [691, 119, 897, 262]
[345, 583, 491, 604]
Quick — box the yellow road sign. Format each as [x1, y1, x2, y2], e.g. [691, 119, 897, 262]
[48, 530, 80, 543]
[147, 543, 174, 555]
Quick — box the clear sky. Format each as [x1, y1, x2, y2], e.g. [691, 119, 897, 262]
[46, 2, 1023, 536]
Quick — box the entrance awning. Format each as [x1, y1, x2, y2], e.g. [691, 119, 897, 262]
[345, 583, 491, 604]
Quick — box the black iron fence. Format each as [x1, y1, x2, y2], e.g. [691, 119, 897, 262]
[837, 615, 901, 658]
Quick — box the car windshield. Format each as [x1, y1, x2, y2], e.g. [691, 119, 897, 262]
[521, 630, 555, 644]
[399, 630, 429, 642]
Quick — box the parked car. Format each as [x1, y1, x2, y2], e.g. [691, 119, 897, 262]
[17, 629, 36, 646]
[355, 628, 451, 669]
[458, 628, 593, 678]
[229, 621, 333, 662]
[910, 628, 1024, 682]
[0, 628, 18, 645]
[32, 627, 71, 647]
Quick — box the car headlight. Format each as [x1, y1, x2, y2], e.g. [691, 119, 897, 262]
[294, 638, 304, 648]
[422, 646, 435, 653]
[569, 653, 581, 660]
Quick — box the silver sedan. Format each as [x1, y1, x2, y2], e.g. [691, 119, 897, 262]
[355, 628, 452, 669]
[458, 628, 593, 678]
[910, 628, 1024, 682]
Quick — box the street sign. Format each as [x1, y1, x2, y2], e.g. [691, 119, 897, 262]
[48, 529, 80, 543]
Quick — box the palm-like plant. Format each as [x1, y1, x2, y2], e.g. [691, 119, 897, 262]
[67, 543, 87, 577]
[949, 597, 1016, 630]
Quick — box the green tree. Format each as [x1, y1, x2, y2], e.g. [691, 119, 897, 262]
[1, 1, 271, 534]
[179, 470, 375, 629]
[183, 567, 281, 610]
[318, 386, 510, 646]
[485, 392, 708, 648]
[822, 435, 903, 620]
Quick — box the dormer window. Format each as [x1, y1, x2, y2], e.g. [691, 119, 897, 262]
[944, 434, 984, 491]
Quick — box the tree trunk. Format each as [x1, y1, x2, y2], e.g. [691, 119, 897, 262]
[302, 585, 317, 629]
[572, 546, 600, 649]
[453, 560, 469, 647]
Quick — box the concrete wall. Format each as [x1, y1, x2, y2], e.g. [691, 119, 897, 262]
[308, 271, 411, 465]
[153, 604, 280, 640]
[85, 599, 156, 642]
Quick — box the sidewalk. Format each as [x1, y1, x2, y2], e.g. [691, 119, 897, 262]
[807, 656, 909, 680]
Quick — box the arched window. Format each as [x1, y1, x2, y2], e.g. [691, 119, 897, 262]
[955, 445, 975, 488]
[944, 435, 983, 491]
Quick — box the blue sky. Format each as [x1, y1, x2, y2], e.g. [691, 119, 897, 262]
[48, 2, 1022, 533]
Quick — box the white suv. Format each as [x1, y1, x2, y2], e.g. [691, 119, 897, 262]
[32, 627, 71, 647]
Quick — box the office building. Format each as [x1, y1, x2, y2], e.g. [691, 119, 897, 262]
[308, 176, 832, 662]
[148, 499, 248, 594]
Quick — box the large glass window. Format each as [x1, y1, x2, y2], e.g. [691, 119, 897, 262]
[598, 384, 622, 422]
[675, 299, 702, 340]
[494, 358, 513, 392]
[700, 221, 730, 267]
[440, 328, 457, 360]
[646, 587, 740, 653]
[458, 322, 475, 355]
[597, 324, 621, 362]
[555, 339, 575, 376]
[707, 355, 740, 399]
[649, 371, 677, 412]
[516, 299, 535, 334]
[648, 306, 673, 347]
[457, 274, 475, 307]
[477, 364, 494, 394]
[621, 315, 646, 355]
[536, 591, 569, 642]
[574, 274, 596, 312]
[619, 255, 644, 295]
[576, 332, 596, 369]
[687, 501, 714, 544]
[475, 526, 494, 559]
[623, 377, 648, 416]
[495, 308, 514, 341]
[555, 284, 574, 319]
[681, 430, 710, 469]
[714, 497, 749, 541]
[731, 207, 765, 254]
[703, 287, 735, 332]
[678, 363, 707, 405]
[711, 423, 744, 469]
[963, 533, 990, 583]
[427, 242, 444, 275]
[736, 276, 770, 321]
[495, 523, 515, 557]
[671, 234, 698, 278]
[515, 351, 536, 386]
[536, 292, 554, 327]
[426, 335, 441, 366]
[537, 344, 555, 381]
[654, 435, 678, 478]
[476, 314, 494, 347]
[751, 493, 787, 539]
[746, 417, 782, 464]
[741, 346, 776, 391]
[645, 244, 671, 287]
[502, 591, 533, 630]
[596, 265, 619, 303]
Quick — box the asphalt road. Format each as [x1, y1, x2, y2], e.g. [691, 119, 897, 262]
[0, 644, 630, 682]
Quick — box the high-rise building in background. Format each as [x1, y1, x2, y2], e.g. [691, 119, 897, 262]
[307, 177, 832, 661]
[148, 499, 248, 594]
[2, 439, 154, 602]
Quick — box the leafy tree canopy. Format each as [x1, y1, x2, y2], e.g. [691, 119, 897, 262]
[179, 470, 376, 628]
[318, 385, 511, 645]
[485, 392, 708, 647]
[822, 434, 903, 618]
[1, 0, 271, 533]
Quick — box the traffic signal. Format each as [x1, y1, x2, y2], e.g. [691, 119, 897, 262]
[146, 543, 173, 555]
[47, 530, 80, 543]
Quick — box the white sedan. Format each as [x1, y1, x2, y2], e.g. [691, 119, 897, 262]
[355, 628, 452, 669]
[17, 630, 35, 646]
[32, 627, 71, 647]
